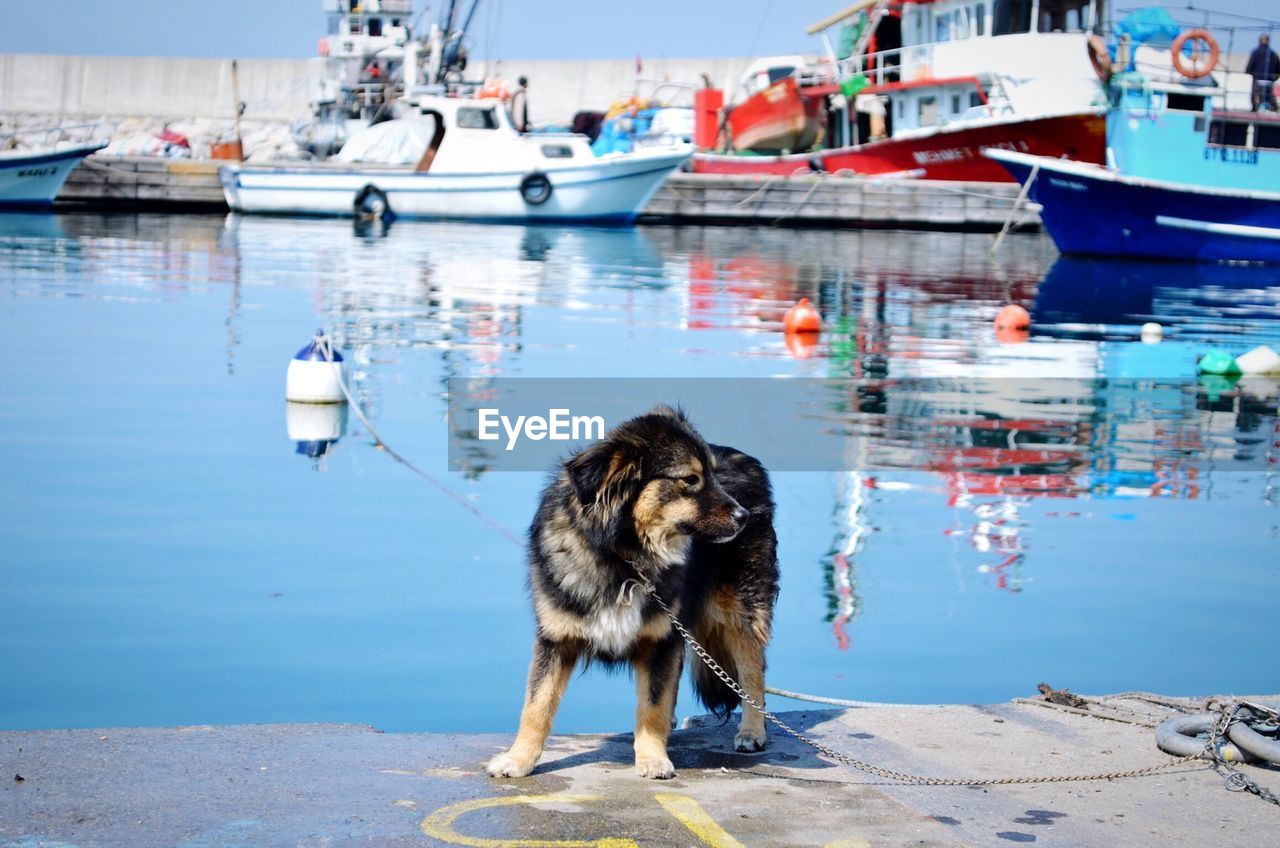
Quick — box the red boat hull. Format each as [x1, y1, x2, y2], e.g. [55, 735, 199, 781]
[694, 111, 1105, 181]
[726, 77, 824, 153]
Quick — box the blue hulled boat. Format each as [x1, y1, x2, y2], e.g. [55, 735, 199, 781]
[988, 146, 1280, 262]
[0, 142, 107, 209]
[987, 9, 1280, 262]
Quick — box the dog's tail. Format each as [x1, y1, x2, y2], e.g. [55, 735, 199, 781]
[688, 631, 741, 719]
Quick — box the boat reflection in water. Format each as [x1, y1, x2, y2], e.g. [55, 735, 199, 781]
[795, 251, 1279, 648]
[224, 217, 1277, 651]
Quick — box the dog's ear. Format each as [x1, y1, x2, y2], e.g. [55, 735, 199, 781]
[648, 403, 687, 422]
[565, 437, 643, 516]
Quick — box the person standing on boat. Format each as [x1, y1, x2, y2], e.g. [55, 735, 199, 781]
[1246, 34, 1279, 112]
[510, 76, 530, 133]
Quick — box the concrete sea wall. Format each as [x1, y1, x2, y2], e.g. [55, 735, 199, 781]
[0, 53, 753, 127]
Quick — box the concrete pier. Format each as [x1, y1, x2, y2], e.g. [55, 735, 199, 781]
[54, 161, 1036, 229]
[645, 174, 1030, 229]
[3, 696, 1275, 847]
[58, 157, 227, 208]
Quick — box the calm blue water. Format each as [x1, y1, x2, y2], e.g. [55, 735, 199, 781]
[1, 212, 1277, 733]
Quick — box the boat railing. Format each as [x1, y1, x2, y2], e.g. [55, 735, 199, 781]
[830, 43, 912, 89]
[1119, 50, 1262, 115]
[2, 121, 113, 151]
[1104, 6, 1279, 113]
[626, 79, 699, 110]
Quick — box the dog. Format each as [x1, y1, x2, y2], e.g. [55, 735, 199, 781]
[487, 405, 779, 780]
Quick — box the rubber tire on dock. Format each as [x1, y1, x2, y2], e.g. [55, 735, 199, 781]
[1227, 719, 1280, 766]
[1155, 713, 1253, 763]
[354, 185, 393, 221]
[520, 172, 552, 206]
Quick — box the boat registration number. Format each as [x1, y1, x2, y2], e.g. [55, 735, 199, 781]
[16, 167, 57, 178]
[1203, 147, 1259, 165]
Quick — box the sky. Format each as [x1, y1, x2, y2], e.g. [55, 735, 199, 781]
[0, 1, 1275, 61]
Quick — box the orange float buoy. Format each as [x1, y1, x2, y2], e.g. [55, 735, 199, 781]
[994, 304, 1031, 331]
[784, 298, 822, 334]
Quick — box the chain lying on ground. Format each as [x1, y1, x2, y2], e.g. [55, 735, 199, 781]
[642, 578, 1277, 799]
[1210, 703, 1280, 807]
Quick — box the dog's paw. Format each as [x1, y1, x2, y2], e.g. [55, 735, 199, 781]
[635, 756, 676, 780]
[734, 728, 767, 752]
[487, 751, 536, 778]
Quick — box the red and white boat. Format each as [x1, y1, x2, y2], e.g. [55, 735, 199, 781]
[721, 56, 834, 153]
[694, 0, 1108, 181]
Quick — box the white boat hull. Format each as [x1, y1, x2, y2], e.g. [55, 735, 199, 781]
[220, 148, 690, 224]
[0, 143, 106, 208]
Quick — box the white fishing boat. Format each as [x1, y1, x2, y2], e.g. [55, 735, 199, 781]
[0, 141, 107, 209]
[221, 94, 691, 223]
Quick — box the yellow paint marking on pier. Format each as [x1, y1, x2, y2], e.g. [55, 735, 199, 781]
[653, 794, 747, 848]
[420, 793, 638, 848]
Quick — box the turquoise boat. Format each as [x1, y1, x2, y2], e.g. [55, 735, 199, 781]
[988, 8, 1280, 262]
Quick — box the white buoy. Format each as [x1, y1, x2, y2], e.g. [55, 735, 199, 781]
[285, 329, 346, 403]
[1140, 322, 1163, 344]
[1235, 344, 1280, 375]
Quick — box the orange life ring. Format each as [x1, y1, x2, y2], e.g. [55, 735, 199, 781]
[1170, 28, 1219, 79]
[1087, 35, 1111, 81]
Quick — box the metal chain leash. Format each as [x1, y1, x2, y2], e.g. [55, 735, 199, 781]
[641, 583, 1224, 788]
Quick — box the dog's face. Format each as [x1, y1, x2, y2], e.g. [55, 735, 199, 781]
[565, 406, 749, 561]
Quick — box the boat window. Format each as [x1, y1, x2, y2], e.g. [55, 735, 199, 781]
[973, 4, 986, 36]
[1256, 123, 1280, 151]
[1165, 92, 1205, 113]
[918, 96, 939, 126]
[541, 144, 574, 159]
[970, 91, 984, 108]
[992, 0, 1032, 36]
[391, 18, 401, 27]
[767, 66, 796, 85]
[1208, 119, 1249, 148]
[951, 94, 962, 114]
[348, 0, 358, 10]
[935, 12, 951, 43]
[1037, 0, 1090, 33]
[348, 19, 362, 35]
[369, 17, 382, 37]
[457, 107, 498, 130]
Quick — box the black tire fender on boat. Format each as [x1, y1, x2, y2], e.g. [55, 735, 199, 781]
[354, 184, 393, 221]
[519, 172, 553, 206]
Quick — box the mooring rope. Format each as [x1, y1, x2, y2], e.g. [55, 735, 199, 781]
[316, 335, 524, 548]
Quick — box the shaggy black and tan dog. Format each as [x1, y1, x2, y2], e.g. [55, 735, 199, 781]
[487, 405, 779, 780]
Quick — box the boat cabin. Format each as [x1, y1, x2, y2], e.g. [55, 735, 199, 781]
[819, 0, 1104, 138]
[406, 95, 596, 174]
[313, 0, 414, 123]
[1107, 78, 1280, 192]
[321, 0, 412, 56]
